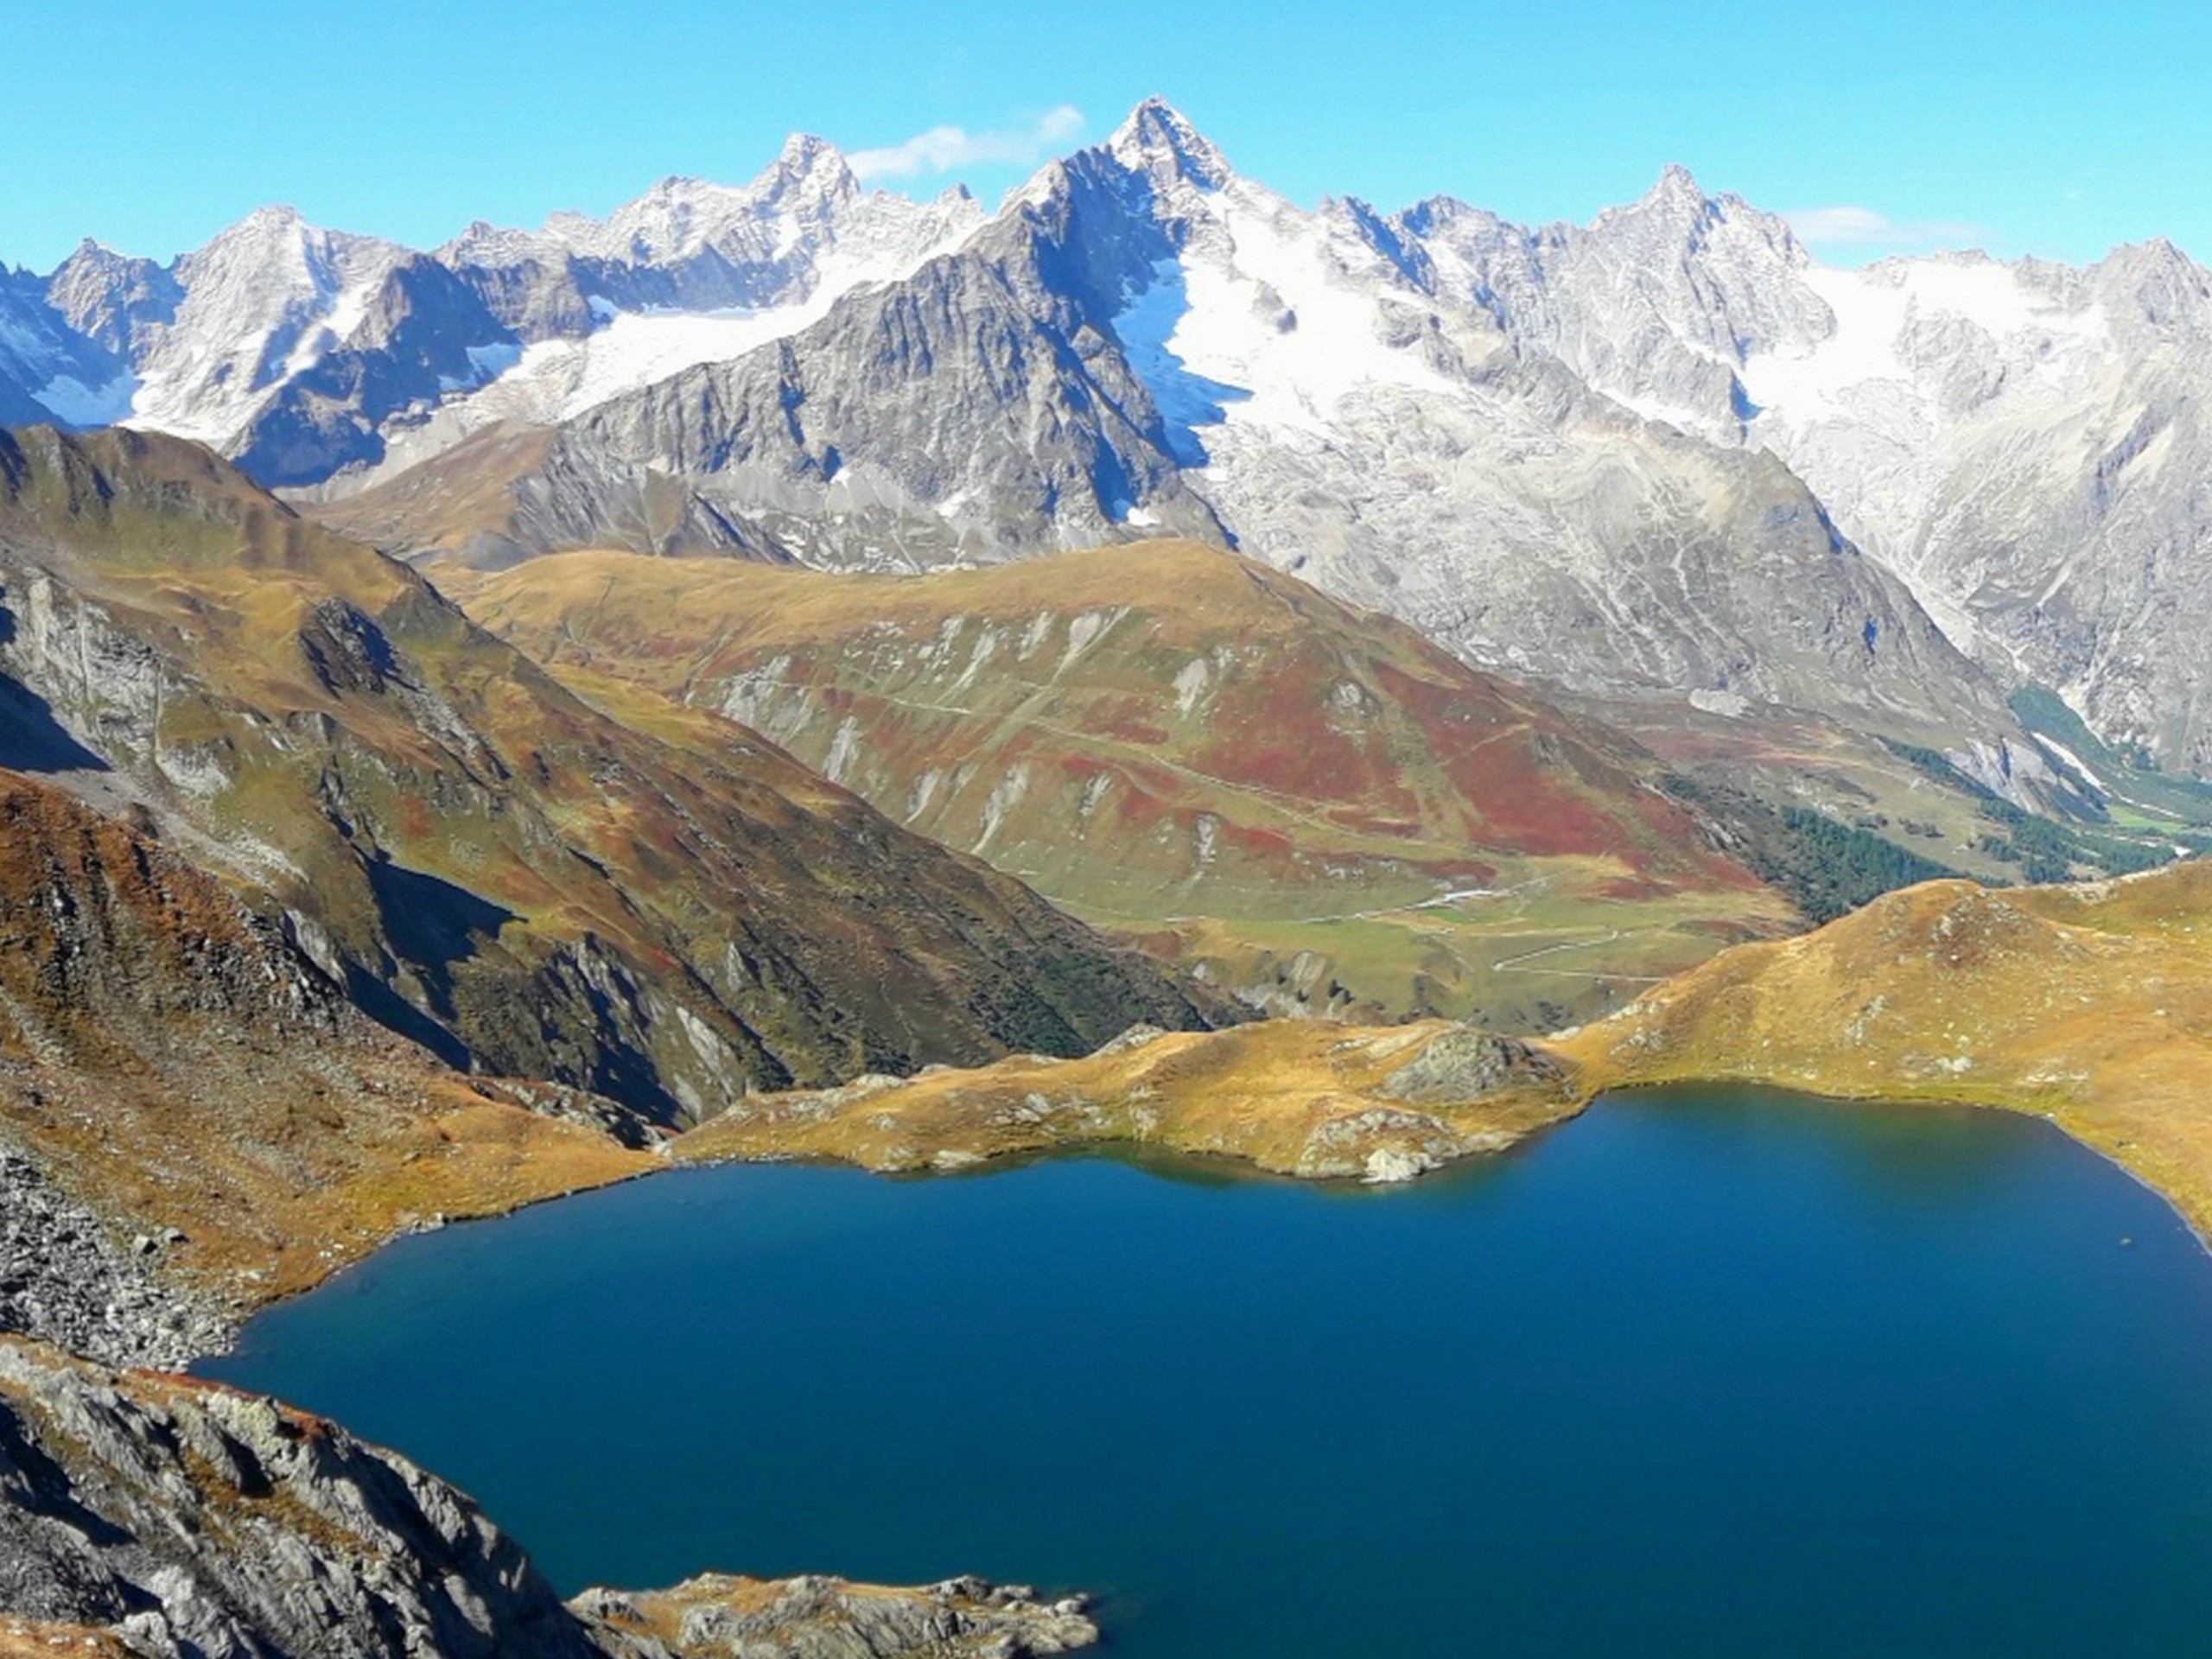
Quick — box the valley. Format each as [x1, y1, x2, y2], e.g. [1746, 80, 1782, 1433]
[0, 56, 2209, 1659]
[448, 538, 1792, 1026]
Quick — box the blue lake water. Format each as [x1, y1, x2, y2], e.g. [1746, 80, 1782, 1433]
[201, 1088, 2212, 1656]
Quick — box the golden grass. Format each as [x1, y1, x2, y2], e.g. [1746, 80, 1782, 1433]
[674, 861, 2212, 1242]
[0, 1622, 135, 1659]
[675, 1018, 1580, 1181]
[1559, 862, 2212, 1238]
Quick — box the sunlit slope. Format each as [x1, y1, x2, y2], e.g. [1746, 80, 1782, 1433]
[675, 1018, 1583, 1182]
[673, 859, 2212, 1235]
[1562, 861, 2212, 1233]
[459, 539, 1793, 1026]
[0, 766, 652, 1327]
[0, 427, 1208, 1117]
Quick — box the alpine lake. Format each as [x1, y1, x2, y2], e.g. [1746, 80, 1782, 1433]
[201, 1086, 2212, 1657]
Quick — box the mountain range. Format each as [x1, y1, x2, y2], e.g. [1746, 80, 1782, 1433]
[10, 86, 2212, 1659]
[6, 100, 2210, 787]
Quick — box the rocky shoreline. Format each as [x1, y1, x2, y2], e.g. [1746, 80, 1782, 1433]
[0, 1336, 1097, 1659]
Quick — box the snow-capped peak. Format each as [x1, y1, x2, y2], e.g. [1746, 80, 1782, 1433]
[769, 131, 854, 188]
[111, 207, 407, 448]
[1108, 97, 1233, 190]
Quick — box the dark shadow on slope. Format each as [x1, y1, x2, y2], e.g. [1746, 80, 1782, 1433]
[0, 651, 109, 774]
[1107, 261, 1249, 467]
[365, 854, 516, 977]
[340, 961, 474, 1071]
[345, 854, 519, 1069]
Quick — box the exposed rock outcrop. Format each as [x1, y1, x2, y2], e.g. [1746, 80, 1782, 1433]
[0, 1338, 601, 1659]
[0, 1338, 1095, 1659]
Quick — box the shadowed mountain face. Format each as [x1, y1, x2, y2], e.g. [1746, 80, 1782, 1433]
[455, 539, 1793, 1026]
[0, 426, 1211, 1123]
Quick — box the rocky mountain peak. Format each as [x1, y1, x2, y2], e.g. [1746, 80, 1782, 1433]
[752, 130, 860, 213]
[1107, 96, 1233, 190]
[1598, 162, 1719, 237]
[776, 130, 849, 176]
[177, 202, 391, 289]
[211, 201, 312, 254]
[43, 239, 181, 359]
[54, 236, 117, 272]
[2093, 235, 2212, 325]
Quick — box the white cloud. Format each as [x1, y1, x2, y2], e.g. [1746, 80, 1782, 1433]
[849, 105, 1085, 181]
[1785, 204, 1984, 250]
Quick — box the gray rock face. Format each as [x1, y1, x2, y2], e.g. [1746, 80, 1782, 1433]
[1376, 1027, 1563, 1105]
[6, 136, 981, 503]
[582, 1573, 1097, 1659]
[443, 135, 981, 334]
[519, 219, 1227, 569]
[0, 270, 128, 429]
[0, 1340, 1096, 1659]
[1399, 167, 1828, 447]
[231, 257, 518, 486]
[0, 1338, 605, 1659]
[44, 242, 182, 361]
[1408, 179, 2212, 772]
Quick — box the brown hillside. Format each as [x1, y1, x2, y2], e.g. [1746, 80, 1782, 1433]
[0, 426, 1210, 1121]
[456, 539, 1793, 1026]
[0, 766, 650, 1326]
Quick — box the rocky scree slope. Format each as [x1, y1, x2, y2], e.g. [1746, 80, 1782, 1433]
[0, 426, 1210, 1123]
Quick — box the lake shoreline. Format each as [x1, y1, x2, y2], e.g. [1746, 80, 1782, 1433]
[206, 1088, 2212, 1657]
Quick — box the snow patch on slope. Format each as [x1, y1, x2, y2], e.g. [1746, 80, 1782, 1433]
[1743, 257, 2109, 421]
[1112, 180, 1452, 448]
[35, 372, 137, 426]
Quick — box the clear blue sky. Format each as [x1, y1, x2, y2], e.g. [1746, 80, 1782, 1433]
[6, 0, 2203, 271]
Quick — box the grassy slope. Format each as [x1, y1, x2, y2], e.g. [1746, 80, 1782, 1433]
[12, 722, 2205, 1322]
[1560, 859, 2212, 1236]
[0, 428, 1208, 1116]
[299, 419, 561, 563]
[454, 539, 1794, 1027]
[675, 1018, 1583, 1181]
[670, 860, 2212, 1244]
[0, 766, 651, 1310]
